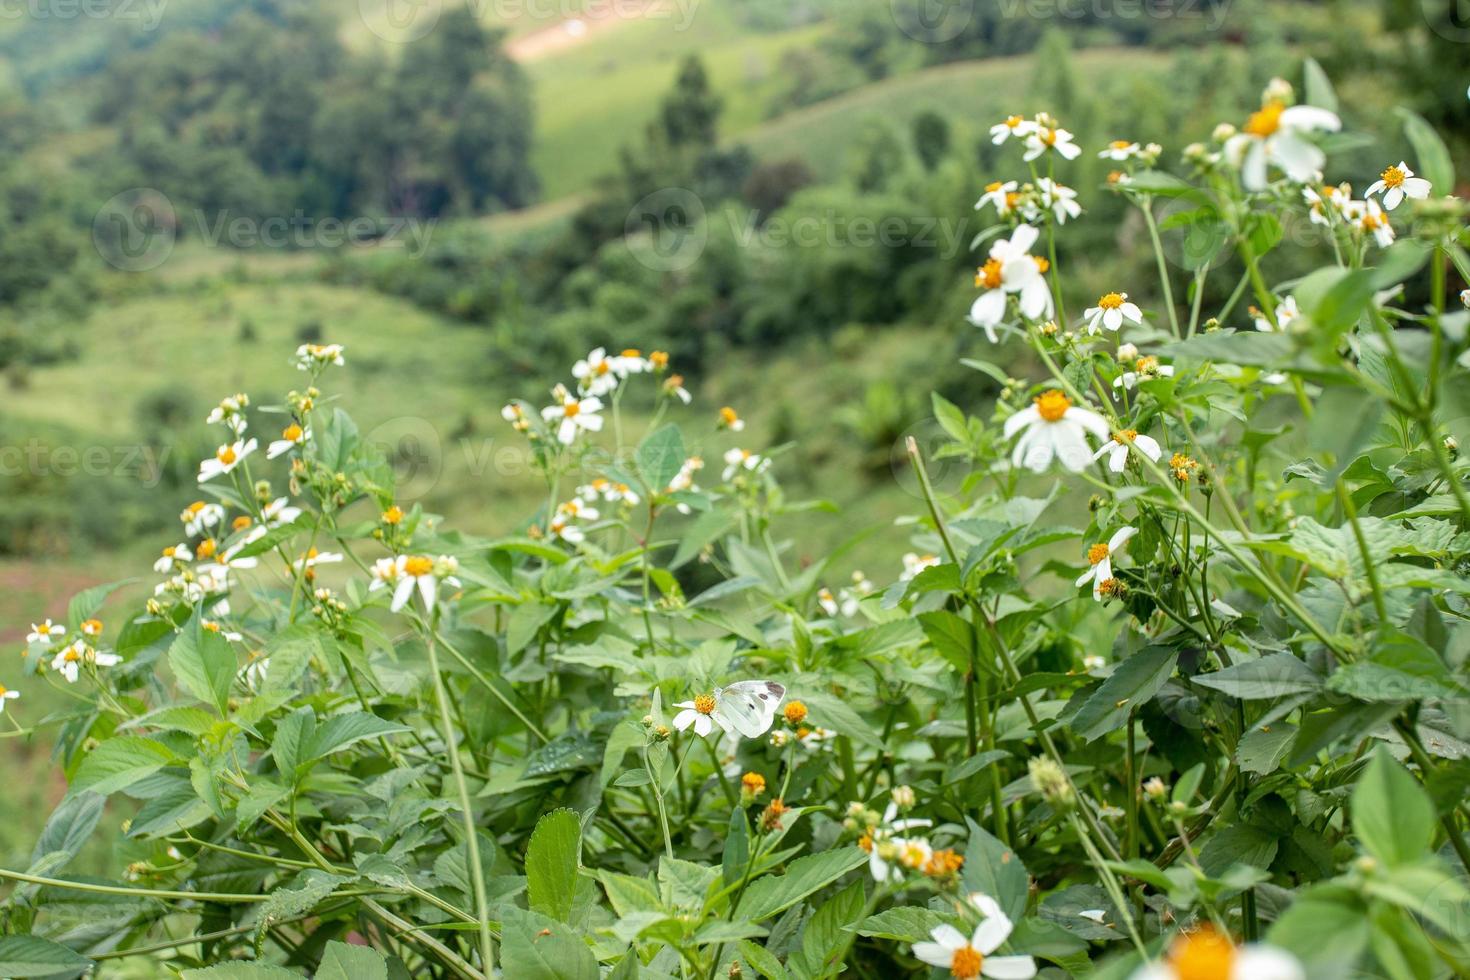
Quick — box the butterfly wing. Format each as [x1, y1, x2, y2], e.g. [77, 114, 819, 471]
[714, 680, 786, 739]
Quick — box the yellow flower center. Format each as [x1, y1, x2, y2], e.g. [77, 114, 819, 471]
[621, 348, 641, 358]
[1098, 292, 1125, 310]
[403, 556, 434, 577]
[1041, 128, 1058, 146]
[985, 180, 1003, 193]
[784, 701, 808, 725]
[83, 619, 102, 634]
[1379, 165, 1405, 189]
[1115, 429, 1138, 443]
[1099, 577, 1123, 598]
[196, 539, 217, 558]
[1244, 100, 1285, 137]
[1033, 256, 1050, 274]
[650, 351, 669, 367]
[187, 501, 206, 515]
[1169, 926, 1236, 980]
[64, 648, 81, 662]
[0, 684, 7, 696]
[694, 693, 717, 715]
[282, 423, 303, 441]
[898, 841, 929, 868]
[232, 516, 252, 531]
[216, 446, 237, 465]
[1035, 390, 1071, 422]
[720, 406, 739, 425]
[203, 622, 221, 633]
[950, 945, 983, 979]
[1004, 114, 1023, 129]
[1004, 191, 1019, 208]
[1137, 356, 1158, 373]
[383, 505, 404, 525]
[1362, 212, 1384, 231]
[1110, 139, 1132, 150]
[563, 401, 581, 418]
[741, 772, 765, 794]
[976, 258, 1003, 290]
[596, 361, 611, 375]
[1088, 543, 1111, 565]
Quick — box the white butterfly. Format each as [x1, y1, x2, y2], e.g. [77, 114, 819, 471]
[672, 680, 786, 739]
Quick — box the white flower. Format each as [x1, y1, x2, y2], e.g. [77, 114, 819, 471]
[818, 587, 861, 618]
[1093, 429, 1163, 473]
[260, 497, 301, 528]
[181, 501, 225, 536]
[663, 374, 692, 404]
[1004, 390, 1110, 473]
[197, 540, 260, 578]
[969, 224, 1053, 342]
[1099, 139, 1140, 161]
[1113, 355, 1175, 391]
[549, 516, 585, 544]
[198, 439, 257, 483]
[295, 343, 345, 371]
[1359, 197, 1395, 248]
[51, 641, 120, 683]
[0, 684, 19, 713]
[1082, 292, 1142, 335]
[718, 406, 746, 432]
[1035, 178, 1081, 224]
[1076, 526, 1137, 600]
[912, 893, 1036, 979]
[1024, 125, 1082, 162]
[201, 620, 243, 643]
[153, 543, 193, 573]
[1131, 928, 1302, 980]
[1223, 99, 1340, 190]
[502, 402, 531, 432]
[267, 423, 309, 459]
[373, 555, 460, 613]
[1365, 161, 1431, 210]
[572, 347, 620, 396]
[672, 692, 719, 737]
[293, 548, 343, 573]
[1461, 288, 1470, 310]
[613, 349, 650, 376]
[578, 479, 638, 506]
[205, 394, 249, 434]
[900, 553, 940, 582]
[1253, 296, 1299, 333]
[990, 114, 1037, 145]
[241, 654, 270, 691]
[26, 619, 65, 646]
[975, 180, 1019, 216]
[722, 448, 769, 481]
[541, 385, 604, 445]
[1302, 182, 1352, 227]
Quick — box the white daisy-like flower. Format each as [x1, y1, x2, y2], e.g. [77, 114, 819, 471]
[1023, 125, 1082, 162]
[722, 448, 769, 481]
[1131, 927, 1302, 980]
[1253, 295, 1299, 333]
[201, 620, 242, 643]
[0, 683, 19, 713]
[501, 402, 531, 432]
[663, 374, 692, 404]
[541, 384, 604, 445]
[1302, 182, 1352, 227]
[549, 516, 585, 544]
[51, 641, 120, 683]
[975, 180, 1019, 216]
[912, 893, 1037, 979]
[900, 552, 940, 582]
[1082, 291, 1142, 335]
[375, 555, 460, 613]
[260, 497, 302, 528]
[572, 347, 620, 396]
[181, 501, 225, 536]
[818, 587, 862, 618]
[558, 498, 599, 522]
[1034, 178, 1081, 224]
[1223, 99, 1340, 190]
[718, 406, 746, 432]
[969, 224, 1054, 342]
[1004, 390, 1110, 473]
[990, 114, 1037, 145]
[197, 541, 260, 578]
[1093, 429, 1164, 473]
[672, 692, 720, 737]
[1076, 526, 1137, 600]
[26, 620, 65, 646]
[1113, 354, 1175, 390]
[198, 439, 258, 483]
[1364, 161, 1431, 211]
[612, 348, 650, 376]
[1099, 139, 1140, 161]
[1359, 197, 1395, 248]
[267, 423, 309, 460]
[153, 543, 193, 573]
[1461, 288, 1470, 310]
[295, 343, 345, 371]
[205, 394, 249, 434]
[292, 548, 343, 573]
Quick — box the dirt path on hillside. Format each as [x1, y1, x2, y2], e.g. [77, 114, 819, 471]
[505, 0, 668, 62]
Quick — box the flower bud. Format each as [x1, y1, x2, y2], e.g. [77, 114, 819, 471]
[890, 785, 916, 810]
[1211, 123, 1236, 142]
[1028, 756, 1075, 809]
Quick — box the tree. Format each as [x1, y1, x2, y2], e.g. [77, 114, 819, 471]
[660, 56, 722, 150]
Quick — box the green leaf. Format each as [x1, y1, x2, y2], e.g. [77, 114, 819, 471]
[1352, 746, 1435, 866]
[1266, 887, 1369, 977]
[168, 615, 238, 715]
[271, 707, 315, 777]
[181, 965, 304, 979]
[723, 808, 750, 889]
[637, 424, 686, 493]
[738, 940, 791, 980]
[961, 819, 1029, 922]
[1123, 170, 1194, 196]
[0, 935, 93, 977]
[1237, 726, 1297, 775]
[1301, 57, 1338, 112]
[30, 792, 105, 869]
[1398, 108, 1454, 193]
[1293, 267, 1376, 341]
[1161, 330, 1294, 368]
[70, 737, 176, 797]
[500, 906, 599, 980]
[317, 941, 389, 980]
[302, 712, 411, 763]
[919, 610, 975, 674]
[738, 847, 867, 922]
[1192, 653, 1322, 700]
[1070, 648, 1177, 741]
[527, 808, 583, 924]
[66, 580, 131, 629]
[1198, 825, 1279, 878]
[855, 906, 949, 943]
[257, 871, 347, 944]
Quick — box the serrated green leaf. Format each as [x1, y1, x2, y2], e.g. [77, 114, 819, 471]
[70, 737, 176, 797]
[1352, 746, 1435, 866]
[0, 935, 93, 977]
[527, 808, 583, 923]
[738, 847, 867, 922]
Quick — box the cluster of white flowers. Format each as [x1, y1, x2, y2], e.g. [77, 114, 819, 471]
[21, 617, 121, 690]
[911, 892, 1039, 980]
[294, 343, 345, 372]
[845, 788, 972, 889]
[515, 348, 675, 446]
[817, 570, 874, 618]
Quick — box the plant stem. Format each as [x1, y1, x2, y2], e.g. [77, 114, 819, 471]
[1141, 197, 1181, 337]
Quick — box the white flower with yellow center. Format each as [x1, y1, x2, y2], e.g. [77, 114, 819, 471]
[572, 347, 620, 396]
[969, 225, 1053, 342]
[1114, 355, 1175, 390]
[198, 439, 258, 483]
[198, 541, 260, 579]
[1301, 182, 1352, 227]
[1099, 139, 1140, 161]
[295, 343, 345, 371]
[718, 406, 745, 431]
[613, 348, 650, 376]
[1223, 99, 1341, 190]
[201, 620, 243, 643]
[501, 402, 531, 432]
[1034, 178, 1081, 224]
[1004, 390, 1109, 473]
[153, 543, 193, 573]
[1358, 197, 1394, 248]
[267, 423, 309, 460]
[26, 620, 65, 646]
[1024, 125, 1082, 162]
[293, 548, 343, 573]
[900, 552, 940, 582]
[722, 448, 769, 481]
[1253, 296, 1299, 333]
[558, 498, 599, 522]
[1365, 161, 1430, 211]
[989, 114, 1037, 145]
[0, 683, 19, 713]
[1082, 292, 1142, 335]
[975, 180, 1019, 217]
[663, 374, 692, 404]
[541, 385, 604, 445]
[260, 497, 302, 528]
[912, 893, 1036, 979]
[205, 394, 250, 434]
[672, 692, 721, 737]
[549, 516, 585, 544]
[181, 501, 225, 536]
[1093, 429, 1163, 473]
[51, 641, 120, 683]
[380, 555, 460, 613]
[1076, 526, 1137, 600]
[1130, 926, 1302, 980]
